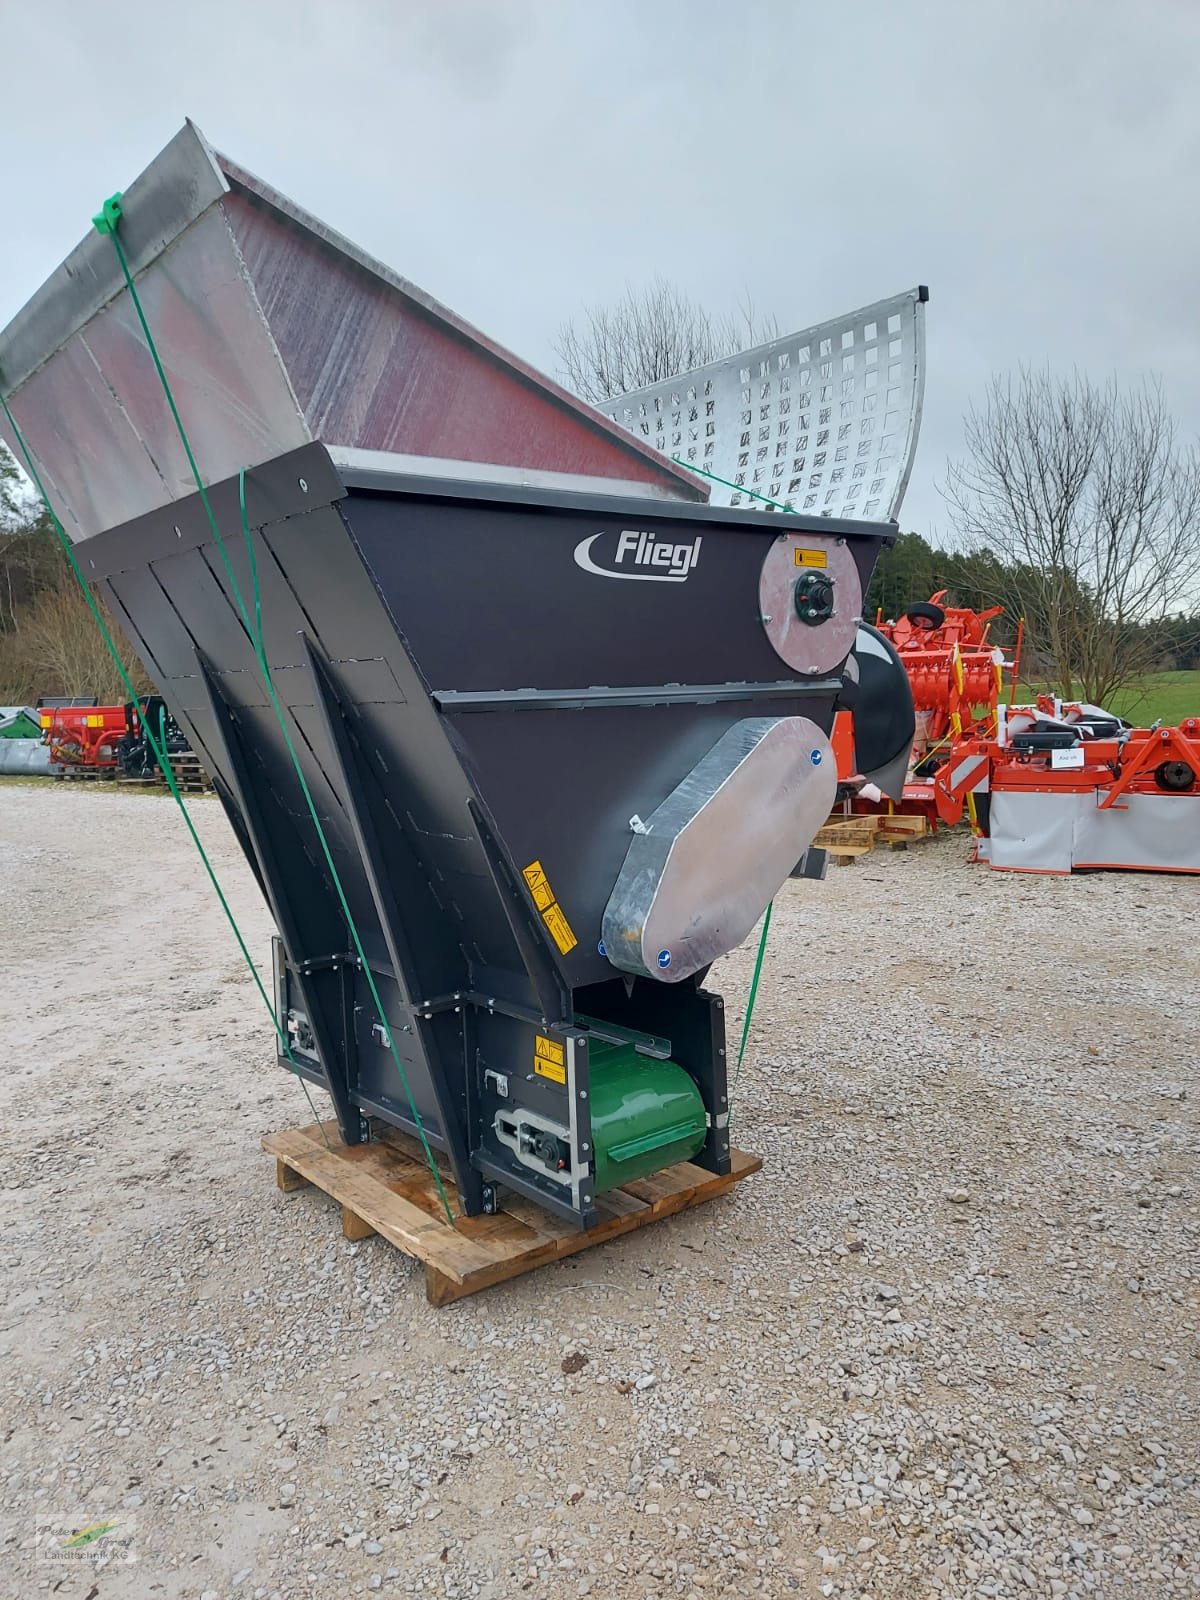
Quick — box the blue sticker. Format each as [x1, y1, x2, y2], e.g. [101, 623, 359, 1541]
[597, 939, 607, 957]
[657, 949, 672, 969]
[809, 748, 823, 766]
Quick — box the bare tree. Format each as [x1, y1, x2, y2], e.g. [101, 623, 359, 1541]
[0, 443, 27, 532]
[553, 277, 778, 404]
[942, 369, 1200, 705]
[0, 582, 149, 704]
[0, 444, 150, 702]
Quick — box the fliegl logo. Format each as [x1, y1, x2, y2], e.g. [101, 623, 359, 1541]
[573, 528, 702, 583]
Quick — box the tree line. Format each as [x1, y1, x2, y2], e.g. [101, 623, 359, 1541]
[0, 450, 145, 704]
[555, 291, 1200, 707]
[3, 289, 1199, 712]
[865, 531, 1200, 682]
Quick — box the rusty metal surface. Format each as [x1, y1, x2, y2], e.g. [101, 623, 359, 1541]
[224, 187, 704, 489]
[0, 123, 702, 543]
[605, 288, 927, 521]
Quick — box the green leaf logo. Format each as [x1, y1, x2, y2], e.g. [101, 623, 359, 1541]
[62, 1520, 120, 1548]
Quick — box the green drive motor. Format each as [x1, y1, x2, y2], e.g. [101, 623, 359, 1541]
[588, 1040, 708, 1193]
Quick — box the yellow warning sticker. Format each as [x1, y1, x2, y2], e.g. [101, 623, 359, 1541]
[542, 902, 578, 955]
[534, 1034, 566, 1078]
[535, 1035, 565, 1067]
[522, 860, 554, 909]
[795, 547, 828, 568]
[522, 860, 579, 955]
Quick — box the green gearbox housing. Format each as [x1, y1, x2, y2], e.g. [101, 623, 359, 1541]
[588, 1040, 708, 1192]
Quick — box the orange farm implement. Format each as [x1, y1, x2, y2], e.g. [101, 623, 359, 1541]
[935, 701, 1200, 874]
[834, 592, 1020, 828]
[41, 703, 126, 771]
[40, 696, 193, 780]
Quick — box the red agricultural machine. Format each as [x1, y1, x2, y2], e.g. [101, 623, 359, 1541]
[887, 591, 1015, 756]
[835, 600, 1199, 873]
[40, 702, 126, 770]
[933, 700, 1200, 874]
[40, 696, 192, 778]
[834, 592, 1020, 826]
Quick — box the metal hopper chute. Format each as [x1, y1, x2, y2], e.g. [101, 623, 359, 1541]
[0, 123, 909, 1229]
[0, 120, 702, 543]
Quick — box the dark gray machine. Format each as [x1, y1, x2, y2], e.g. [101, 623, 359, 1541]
[76, 451, 891, 1224]
[0, 124, 905, 1227]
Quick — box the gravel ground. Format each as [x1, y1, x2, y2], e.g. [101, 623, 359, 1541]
[1, 782, 1198, 1600]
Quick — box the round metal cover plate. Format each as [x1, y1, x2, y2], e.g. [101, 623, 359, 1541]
[759, 532, 861, 675]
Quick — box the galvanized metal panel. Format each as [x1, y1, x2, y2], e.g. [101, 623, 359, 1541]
[0, 121, 228, 395]
[602, 716, 836, 982]
[221, 185, 701, 492]
[605, 288, 928, 521]
[0, 205, 310, 540]
[758, 529, 862, 675]
[0, 738, 50, 775]
[0, 122, 702, 543]
[327, 446, 695, 504]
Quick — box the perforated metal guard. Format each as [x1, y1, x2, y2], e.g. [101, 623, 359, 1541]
[605, 287, 927, 521]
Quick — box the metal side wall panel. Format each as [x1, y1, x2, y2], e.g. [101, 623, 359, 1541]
[988, 790, 1078, 872]
[1072, 794, 1200, 872]
[224, 188, 704, 492]
[0, 205, 309, 542]
[0, 120, 704, 544]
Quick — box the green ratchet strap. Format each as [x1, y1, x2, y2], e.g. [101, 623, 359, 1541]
[92, 193, 454, 1226]
[731, 900, 773, 1110]
[0, 388, 328, 1144]
[671, 456, 796, 513]
[665, 463, 802, 1105]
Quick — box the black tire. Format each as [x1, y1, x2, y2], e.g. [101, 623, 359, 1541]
[905, 601, 946, 629]
[1155, 760, 1195, 792]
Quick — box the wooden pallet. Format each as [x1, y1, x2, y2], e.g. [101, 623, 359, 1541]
[118, 754, 212, 793]
[264, 1120, 761, 1306]
[52, 765, 118, 781]
[814, 811, 930, 863]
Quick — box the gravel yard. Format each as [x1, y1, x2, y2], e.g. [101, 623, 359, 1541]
[1, 782, 1198, 1600]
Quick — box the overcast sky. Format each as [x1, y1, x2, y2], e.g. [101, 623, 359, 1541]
[3, 0, 1199, 539]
